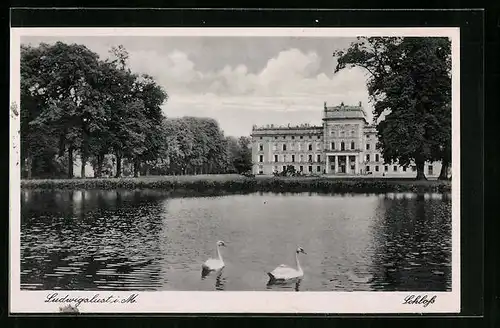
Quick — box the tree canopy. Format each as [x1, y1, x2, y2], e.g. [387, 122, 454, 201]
[20, 42, 253, 179]
[334, 37, 452, 180]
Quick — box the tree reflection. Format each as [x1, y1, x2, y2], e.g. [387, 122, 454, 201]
[369, 193, 452, 291]
[21, 189, 168, 290]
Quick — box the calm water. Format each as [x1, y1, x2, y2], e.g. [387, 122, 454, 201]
[20, 190, 452, 292]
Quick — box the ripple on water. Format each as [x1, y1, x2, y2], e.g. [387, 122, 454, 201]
[21, 190, 452, 292]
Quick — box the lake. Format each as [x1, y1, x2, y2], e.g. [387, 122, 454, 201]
[20, 189, 452, 292]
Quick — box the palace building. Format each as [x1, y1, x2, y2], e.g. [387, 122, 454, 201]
[250, 102, 443, 177]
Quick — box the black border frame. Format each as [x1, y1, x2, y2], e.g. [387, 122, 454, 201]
[6, 7, 488, 325]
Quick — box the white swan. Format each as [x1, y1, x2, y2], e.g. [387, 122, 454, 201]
[201, 240, 226, 277]
[267, 247, 307, 284]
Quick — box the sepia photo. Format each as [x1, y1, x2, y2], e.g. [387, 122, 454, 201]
[10, 27, 460, 313]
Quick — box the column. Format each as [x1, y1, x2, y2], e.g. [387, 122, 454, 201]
[335, 155, 338, 174]
[325, 155, 329, 174]
[345, 155, 350, 174]
[355, 155, 359, 175]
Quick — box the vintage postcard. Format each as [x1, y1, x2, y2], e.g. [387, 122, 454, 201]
[10, 27, 460, 314]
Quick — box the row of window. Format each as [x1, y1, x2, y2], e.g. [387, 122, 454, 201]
[330, 130, 357, 137]
[259, 141, 360, 152]
[258, 154, 322, 163]
[257, 135, 322, 140]
[364, 165, 434, 174]
[274, 165, 321, 173]
[259, 143, 321, 152]
[365, 154, 382, 162]
[258, 164, 435, 175]
[330, 141, 356, 151]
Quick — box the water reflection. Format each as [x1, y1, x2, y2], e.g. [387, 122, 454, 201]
[266, 279, 302, 291]
[369, 193, 452, 291]
[21, 190, 452, 291]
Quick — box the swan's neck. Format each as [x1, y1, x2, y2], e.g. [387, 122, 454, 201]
[295, 252, 303, 273]
[216, 245, 224, 262]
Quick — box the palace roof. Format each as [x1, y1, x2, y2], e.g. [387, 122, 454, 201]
[323, 102, 368, 121]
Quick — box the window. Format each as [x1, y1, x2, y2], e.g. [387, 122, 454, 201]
[274, 136, 277, 139]
[316, 143, 321, 150]
[317, 135, 321, 139]
[283, 144, 287, 151]
[366, 165, 370, 172]
[300, 136, 303, 139]
[308, 144, 313, 151]
[393, 166, 398, 172]
[308, 166, 312, 172]
[259, 144, 263, 151]
[366, 143, 370, 150]
[331, 142, 335, 150]
[300, 166, 304, 172]
[317, 166, 321, 172]
[351, 130, 355, 136]
[274, 155, 278, 162]
[341, 141, 345, 151]
[403, 166, 407, 172]
[291, 155, 295, 162]
[259, 155, 263, 162]
[428, 165, 434, 175]
[385, 165, 388, 172]
[258, 165, 263, 174]
[366, 154, 370, 162]
[317, 154, 321, 162]
[283, 166, 286, 171]
[284, 155, 287, 162]
[351, 142, 355, 150]
[291, 136, 295, 140]
[375, 154, 380, 162]
[274, 166, 278, 172]
[308, 155, 313, 162]
[412, 165, 416, 172]
[259, 137, 262, 140]
[283, 136, 286, 139]
[375, 165, 379, 172]
[300, 155, 304, 162]
[309, 136, 312, 139]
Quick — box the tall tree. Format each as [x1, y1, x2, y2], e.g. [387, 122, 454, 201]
[23, 42, 105, 179]
[129, 74, 168, 177]
[334, 37, 451, 180]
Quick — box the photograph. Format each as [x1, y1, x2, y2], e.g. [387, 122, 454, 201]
[10, 27, 460, 313]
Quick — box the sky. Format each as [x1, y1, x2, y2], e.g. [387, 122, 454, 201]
[22, 36, 374, 137]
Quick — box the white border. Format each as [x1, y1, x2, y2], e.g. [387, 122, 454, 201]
[10, 27, 460, 314]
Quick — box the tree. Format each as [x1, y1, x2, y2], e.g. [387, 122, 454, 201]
[22, 42, 106, 179]
[129, 74, 168, 177]
[334, 37, 451, 180]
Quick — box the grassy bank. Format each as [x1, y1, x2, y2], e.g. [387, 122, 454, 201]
[21, 174, 451, 194]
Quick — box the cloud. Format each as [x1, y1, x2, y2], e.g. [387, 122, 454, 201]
[21, 37, 373, 135]
[123, 47, 372, 114]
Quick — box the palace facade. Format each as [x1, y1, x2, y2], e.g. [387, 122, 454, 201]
[250, 102, 443, 177]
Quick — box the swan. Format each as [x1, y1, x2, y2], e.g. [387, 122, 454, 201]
[267, 246, 307, 284]
[201, 240, 226, 278]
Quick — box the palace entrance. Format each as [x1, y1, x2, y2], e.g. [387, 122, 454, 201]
[325, 154, 359, 175]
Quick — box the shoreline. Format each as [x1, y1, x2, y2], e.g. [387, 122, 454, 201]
[20, 174, 451, 194]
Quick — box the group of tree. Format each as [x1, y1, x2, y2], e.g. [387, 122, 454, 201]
[334, 37, 451, 180]
[20, 42, 252, 179]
